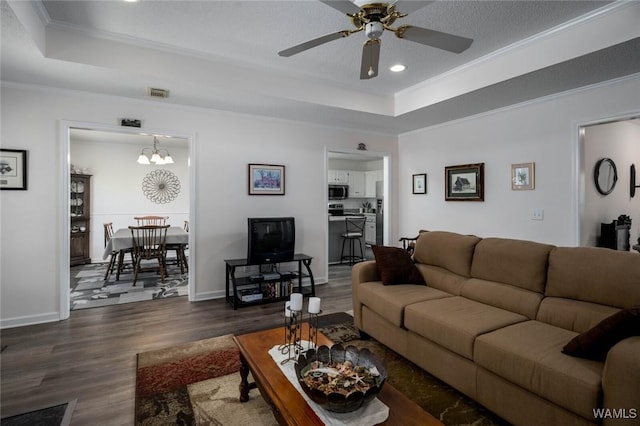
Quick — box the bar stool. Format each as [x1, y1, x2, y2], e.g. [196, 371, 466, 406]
[340, 217, 366, 265]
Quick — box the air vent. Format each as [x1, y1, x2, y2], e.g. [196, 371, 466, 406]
[147, 87, 170, 98]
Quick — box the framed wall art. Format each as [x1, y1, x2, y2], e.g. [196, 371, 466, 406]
[445, 163, 484, 201]
[0, 149, 28, 190]
[511, 162, 535, 190]
[248, 163, 285, 195]
[412, 173, 426, 194]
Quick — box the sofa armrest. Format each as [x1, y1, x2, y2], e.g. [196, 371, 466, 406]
[351, 260, 379, 329]
[602, 336, 640, 426]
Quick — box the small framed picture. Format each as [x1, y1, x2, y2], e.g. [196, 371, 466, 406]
[0, 149, 28, 190]
[511, 162, 535, 190]
[412, 173, 426, 194]
[248, 163, 285, 195]
[445, 163, 484, 201]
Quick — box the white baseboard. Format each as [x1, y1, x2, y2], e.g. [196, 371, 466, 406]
[1, 311, 61, 329]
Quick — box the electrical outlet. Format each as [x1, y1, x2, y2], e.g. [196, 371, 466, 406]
[531, 208, 544, 221]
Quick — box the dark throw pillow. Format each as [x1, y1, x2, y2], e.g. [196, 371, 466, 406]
[562, 306, 640, 361]
[371, 245, 425, 286]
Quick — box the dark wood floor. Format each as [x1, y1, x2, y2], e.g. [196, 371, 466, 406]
[0, 265, 354, 424]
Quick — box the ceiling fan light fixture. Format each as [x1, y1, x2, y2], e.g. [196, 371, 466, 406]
[279, 1, 473, 80]
[365, 21, 384, 39]
[390, 64, 406, 72]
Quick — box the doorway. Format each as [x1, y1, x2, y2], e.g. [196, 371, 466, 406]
[578, 114, 640, 248]
[325, 149, 390, 282]
[59, 122, 195, 319]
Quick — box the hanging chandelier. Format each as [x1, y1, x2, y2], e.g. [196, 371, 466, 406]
[137, 137, 174, 165]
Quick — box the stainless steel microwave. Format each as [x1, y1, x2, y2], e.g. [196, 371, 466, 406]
[328, 184, 348, 200]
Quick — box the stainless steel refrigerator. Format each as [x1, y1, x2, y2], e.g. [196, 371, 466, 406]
[375, 181, 384, 245]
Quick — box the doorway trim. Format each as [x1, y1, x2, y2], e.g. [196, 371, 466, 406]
[59, 120, 196, 320]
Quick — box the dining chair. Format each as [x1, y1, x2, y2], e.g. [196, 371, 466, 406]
[129, 225, 169, 286]
[165, 220, 189, 274]
[134, 215, 168, 226]
[103, 222, 134, 281]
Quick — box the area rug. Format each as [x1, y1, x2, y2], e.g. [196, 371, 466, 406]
[0, 399, 76, 426]
[70, 261, 188, 310]
[135, 314, 509, 426]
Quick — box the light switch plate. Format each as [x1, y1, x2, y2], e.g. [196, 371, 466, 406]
[532, 209, 544, 221]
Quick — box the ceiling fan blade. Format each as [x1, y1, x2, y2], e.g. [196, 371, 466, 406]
[318, 0, 361, 15]
[396, 25, 473, 53]
[360, 39, 381, 80]
[278, 31, 351, 57]
[393, 1, 435, 15]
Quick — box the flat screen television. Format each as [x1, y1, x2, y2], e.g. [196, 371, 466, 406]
[247, 217, 295, 264]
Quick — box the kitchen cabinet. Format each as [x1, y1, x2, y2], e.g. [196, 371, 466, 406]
[364, 214, 376, 245]
[365, 170, 383, 198]
[348, 170, 365, 198]
[328, 169, 349, 184]
[70, 174, 91, 266]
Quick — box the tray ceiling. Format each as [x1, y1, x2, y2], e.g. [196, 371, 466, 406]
[2, 1, 639, 134]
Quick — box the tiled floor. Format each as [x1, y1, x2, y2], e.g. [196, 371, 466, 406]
[69, 260, 188, 310]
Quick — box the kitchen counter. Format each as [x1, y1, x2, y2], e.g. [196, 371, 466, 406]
[328, 212, 375, 222]
[328, 214, 364, 222]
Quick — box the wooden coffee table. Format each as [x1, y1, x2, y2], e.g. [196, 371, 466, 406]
[233, 323, 443, 425]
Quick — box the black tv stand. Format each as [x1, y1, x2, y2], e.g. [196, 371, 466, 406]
[224, 254, 315, 309]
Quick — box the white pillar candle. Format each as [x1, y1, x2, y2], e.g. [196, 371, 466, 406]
[308, 297, 321, 314]
[290, 293, 303, 311]
[284, 301, 292, 317]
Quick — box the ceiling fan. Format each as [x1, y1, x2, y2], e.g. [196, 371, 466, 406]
[278, 1, 473, 80]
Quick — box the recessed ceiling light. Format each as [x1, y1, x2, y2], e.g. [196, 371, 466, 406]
[390, 64, 407, 73]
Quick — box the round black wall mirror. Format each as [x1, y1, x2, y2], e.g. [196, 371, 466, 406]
[594, 158, 618, 195]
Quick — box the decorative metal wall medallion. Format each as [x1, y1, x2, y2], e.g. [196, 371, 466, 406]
[142, 169, 181, 204]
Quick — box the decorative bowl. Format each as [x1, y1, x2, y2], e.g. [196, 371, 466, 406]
[294, 344, 386, 413]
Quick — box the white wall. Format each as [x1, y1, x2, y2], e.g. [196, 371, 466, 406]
[3, 76, 639, 327]
[71, 138, 190, 262]
[582, 120, 640, 246]
[0, 83, 397, 327]
[398, 76, 640, 246]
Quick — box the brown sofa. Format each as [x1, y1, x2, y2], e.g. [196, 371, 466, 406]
[352, 231, 640, 426]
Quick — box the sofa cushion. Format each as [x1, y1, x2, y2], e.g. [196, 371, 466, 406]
[404, 296, 528, 360]
[413, 231, 481, 278]
[357, 281, 452, 327]
[371, 245, 425, 286]
[470, 237, 553, 293]
[546, 246, 640, 309]
[537, 297, 621, 333]
[562, 306, 640, 361]
[415, 264, 468, 295]
[460, 278, 543, 319]
[475, 320, 603, 420]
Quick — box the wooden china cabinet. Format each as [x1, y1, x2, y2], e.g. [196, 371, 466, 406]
[70, 174, 92, 266]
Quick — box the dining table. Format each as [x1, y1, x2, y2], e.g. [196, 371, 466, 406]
[102, 226, 189, 260]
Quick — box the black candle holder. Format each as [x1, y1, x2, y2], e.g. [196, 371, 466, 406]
[279, 306, 303, 365]
[307, 309, 322, 351]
